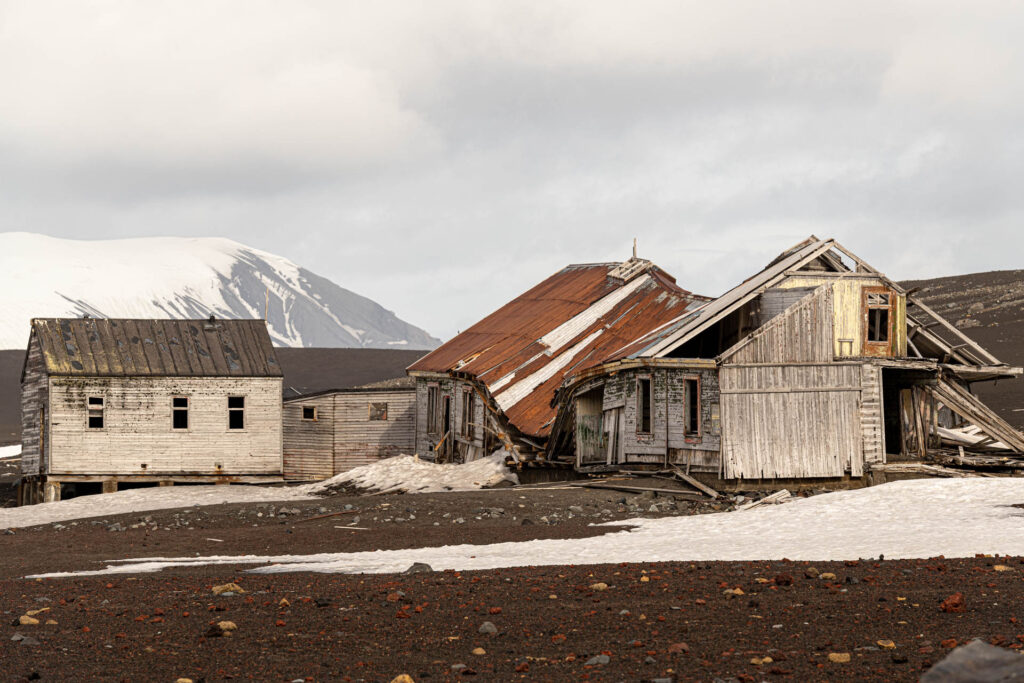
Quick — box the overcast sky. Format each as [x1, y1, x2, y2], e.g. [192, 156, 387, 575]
[2, 2, 1022, 340]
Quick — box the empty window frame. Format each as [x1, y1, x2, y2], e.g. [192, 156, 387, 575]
[369, 402, 388, 421]
[426, 385, 440, 435]
[636, 377, 653, 434]
[172, 396, 189, 430]
[460, 389, 475, 440]
[683, 378, 701, 436]
[87, 396, 104, 429]
[228, 396, 245, 429]
[866, 292, 891, 343]
[302, 406, 318, 421]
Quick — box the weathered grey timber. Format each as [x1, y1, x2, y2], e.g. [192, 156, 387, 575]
[283, 387, 416, 480]
[19, 318, 283, 504]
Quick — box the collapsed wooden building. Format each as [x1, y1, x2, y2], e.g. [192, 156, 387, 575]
[19, 317, 284, 504]
[410, 237, 1024, 485]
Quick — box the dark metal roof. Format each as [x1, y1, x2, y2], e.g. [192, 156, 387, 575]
[30, 318, 282, 378]
[409, 260, 708, 437]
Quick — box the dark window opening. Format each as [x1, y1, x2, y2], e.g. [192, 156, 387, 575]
[426, 386, 440, 435]
[369, 402, 388, 421]
[684, 379, 700, 435]
[87, 396, 104, 429]
[867, 308, 890, 343]
[637, 378, 652, 434]
[460, 389, 475, 439]
[228, 396, 245, 429]
[302, 406, 317, 421]
[172, 397, 189, 430]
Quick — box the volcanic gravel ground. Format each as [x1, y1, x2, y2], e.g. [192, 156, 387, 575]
[2, 558, 1023, 682]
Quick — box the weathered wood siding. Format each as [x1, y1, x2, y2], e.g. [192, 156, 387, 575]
[777, 274, 907, 358]
[724, 286, 833, 364]
[284, 389, 416, 480]
[20, 332, 48, 476]
[47, 377, 282, 476]
[283, 394, 335, 480]
[598, 368, 721, 469]
[334, 390, 416, 470]
[860, 363, 885, 465]
[720, 364, 863, 479]
[414, 377, 457, 457]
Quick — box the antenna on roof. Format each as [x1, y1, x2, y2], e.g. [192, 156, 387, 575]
[632, 237, 638, 260]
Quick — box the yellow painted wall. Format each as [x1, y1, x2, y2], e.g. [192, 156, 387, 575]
[777, 275, 906, 358]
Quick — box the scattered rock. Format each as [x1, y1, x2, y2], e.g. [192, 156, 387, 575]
[589, 582, 609, 591]
[471, 647, 486, 656]
[877, 640, 896, 649]
[819, 572, 837, 581]
[211, 583, 245, 596]
[389, 676, 415, 683]
[18, 616, 39, 626]
[667, 642, 689, 654]
[828, 652, 851, 663]
[994, 565, 1013, 572]
[175, 679, 194, 683]
[804, 567, 820, 579]
[217, 621, 237, 632]
[922, 639, 1024, 682]
[478, 621, 498, 635]
[585, 654, 610, 666]
[751, 656, 774, 665]
[940, 592, 967, 613]
[405, 562, 433, 574]
[774, 574, 793, 586]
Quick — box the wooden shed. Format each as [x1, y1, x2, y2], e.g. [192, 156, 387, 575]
[19, 317, 283, 504]
[283, 378, 416, 481]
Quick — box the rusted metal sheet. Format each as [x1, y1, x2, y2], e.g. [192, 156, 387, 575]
[30, 318, 282, 378]
[409, 261, 708, 437]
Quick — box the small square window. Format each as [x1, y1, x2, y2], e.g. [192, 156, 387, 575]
[369, 402, 388, 421]
[302, 406, 317, 421]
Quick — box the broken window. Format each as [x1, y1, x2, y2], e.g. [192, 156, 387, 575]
[302, 406, 317, 421]
[867, 292, 891, 343]
[684, 378, 700, 435]
[426, 385, 440, 435]
[172, 397, 189, 430]
[461, 389, 475, 440]
[87, 396, 104, 429]
[369, 402, 388, 421]
[228, 396, 245, 429]
[637, 377, 652, 434]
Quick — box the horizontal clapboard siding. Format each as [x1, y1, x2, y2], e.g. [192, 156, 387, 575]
[47, 376, 283, 476]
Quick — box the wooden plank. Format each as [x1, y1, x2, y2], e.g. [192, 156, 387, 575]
[670, 468, 719, 498]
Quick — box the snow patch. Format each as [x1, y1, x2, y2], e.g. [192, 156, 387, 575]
[28, 478, 1024, 578]
[305, 453, 518, 495]
[0, 445, 21, 460]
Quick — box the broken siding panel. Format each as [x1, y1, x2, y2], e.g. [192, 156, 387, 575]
[283, 394, 335, 481]
[724, 286, 833, 364]
[860, 363, 885, 466]
[47, 377, 283, 476]
[720, 364, 863, 479]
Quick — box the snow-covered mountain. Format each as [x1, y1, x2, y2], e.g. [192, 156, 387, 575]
[0, 233, 441, 350]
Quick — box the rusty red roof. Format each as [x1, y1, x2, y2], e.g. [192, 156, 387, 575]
[409, 260, 707, 437]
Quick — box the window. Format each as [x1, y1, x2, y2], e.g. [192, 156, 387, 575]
[426, 385, 440, 435]
[369, 402, 388, 421]
[302, 406, 317, 421]
[460, 389, 475, 439]
[172, 397, 189, 430]
[866, 291, 891, 343]
[637, 377, 652, 434]
[87, 396, 104, 429]
[228, 396, 245, 429]
[684, 378, 700, 435]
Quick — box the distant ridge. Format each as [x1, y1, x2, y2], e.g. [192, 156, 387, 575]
[0, 233, 441, 350]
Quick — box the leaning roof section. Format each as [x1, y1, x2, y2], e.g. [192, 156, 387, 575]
[409, 259, 708, 436]
[30, 318, 283, 378]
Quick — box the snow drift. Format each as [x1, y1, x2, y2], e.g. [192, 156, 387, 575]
[307, 453, 519, 494]
[0, 232, 440, 350]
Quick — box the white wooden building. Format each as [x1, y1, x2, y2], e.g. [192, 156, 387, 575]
[19, 317, 283, 504]
[283, 379, 415, 480]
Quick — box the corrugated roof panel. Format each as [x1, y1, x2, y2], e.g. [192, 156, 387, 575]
[410, 260, 708, 436]
[30, 318, 282, 378]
